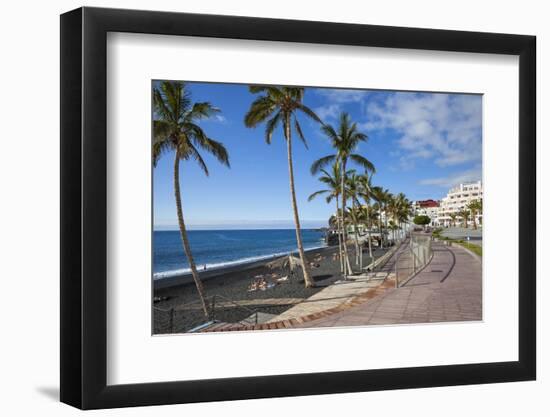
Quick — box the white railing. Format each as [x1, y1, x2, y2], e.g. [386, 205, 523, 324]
[395, 234, 433, 287]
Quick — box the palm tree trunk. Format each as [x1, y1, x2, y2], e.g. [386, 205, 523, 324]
[354, 226, 360, 266]
[351, 201, 360, 266]
[384, 204, 389, 247]
[340, 160, 353, 276]
[366, 204, 373, 260]
[378, 214, 383, 249]
[285, 116, 315, 288]
[335, 199, 344, 273]
[173, 152, 209, 318]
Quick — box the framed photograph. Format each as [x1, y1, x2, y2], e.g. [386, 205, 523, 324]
[60, 6, 536, 409]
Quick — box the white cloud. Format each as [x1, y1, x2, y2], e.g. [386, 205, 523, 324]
[418, 166, 482, 188]
[312, 88, 371, 123]
[201, 114, 227, 124]
[364, 93, 482, 168]
[314, 103, 342, 122]
[313, 88, 370, 104]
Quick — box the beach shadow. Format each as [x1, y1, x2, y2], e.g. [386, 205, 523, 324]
[311, 274, 332, 281]
[36, 386, 59, 401]
[297, 273, 335, 282]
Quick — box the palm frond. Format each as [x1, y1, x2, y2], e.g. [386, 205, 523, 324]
[188, 127, 230, 168]
[320, 123, 339, 144]
[265, 111, 282, 144]
[187, 102, 220, 121]
[294, 118, 308, 149]
[308, 190, 329, 201]
[350, 154, 376, 173]
[244, 96, 276, 127]
[296, 103, 321, 124]
[249, 85, 284, 100]
[152, 137, 174, 167]
[153, 88, 175, 123]
[310, 155, 336, 175]
[153, 120, 173, 142]
[185, 142, 210, 176]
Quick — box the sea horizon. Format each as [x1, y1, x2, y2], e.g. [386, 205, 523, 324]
[153, 226, 327, 232]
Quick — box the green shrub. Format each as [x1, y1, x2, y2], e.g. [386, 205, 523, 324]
[413, 215, 431, 226]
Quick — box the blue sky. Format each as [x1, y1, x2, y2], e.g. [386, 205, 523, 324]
[153, 82, 482, 230]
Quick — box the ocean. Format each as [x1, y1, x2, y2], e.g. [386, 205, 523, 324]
[153, 229, 326, 279]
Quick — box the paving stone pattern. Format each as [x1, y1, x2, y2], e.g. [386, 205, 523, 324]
[298, 241, 482, 328]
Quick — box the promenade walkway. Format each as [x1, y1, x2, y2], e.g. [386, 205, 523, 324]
[297, 241, 482, 328]
[266, 240, 410, 323]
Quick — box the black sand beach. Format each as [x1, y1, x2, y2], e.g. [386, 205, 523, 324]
[153, 244, 387, 334]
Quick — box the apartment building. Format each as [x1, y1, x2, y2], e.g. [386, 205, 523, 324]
[437, 181, 483, 227]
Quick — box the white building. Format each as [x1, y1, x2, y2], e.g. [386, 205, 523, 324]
[437, 181, 483, 227]
[412, 199, 440, 227]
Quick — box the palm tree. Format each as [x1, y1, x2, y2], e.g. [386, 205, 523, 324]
[358, 173, 375, 261]
[458, 208, 469, 228]
[449, 212, 458, 228]
[371, 201, 382, 246]
[311, 112, 375, 277]
[467, 199, 482, 230]
[245, 86, 321, 288]
[371, 186, 389, 248]
[153, 81, 230, 318]
[345, 171, 364, 267]
[308, 162, 352, 273]
[388, 220, 399, 243]
[394, 192, 412, 239]
[345, 206, 363, 267]
[386, 193, 398, 243]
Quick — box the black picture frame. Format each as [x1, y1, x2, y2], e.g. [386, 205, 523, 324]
[60, 6, 536, 410]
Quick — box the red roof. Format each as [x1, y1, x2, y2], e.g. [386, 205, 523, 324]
[416, 199, 439, 208]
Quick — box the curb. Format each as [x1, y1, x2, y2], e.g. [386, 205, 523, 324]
[451, 242, 482, 263]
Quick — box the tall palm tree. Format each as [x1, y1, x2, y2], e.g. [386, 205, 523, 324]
[388, 220, 399, 243]
[449, 212, 458, 228]
[371, 186, 388, 248]
[394, 192, 412, 239]
[345, 171, 364, 267]
[358, 173, 375, 260]
[308, 162, 352, 273]
[153, 81, 230, 318]
[467, 199, 482, 230]
[345, 207, 360, 266]
[386, 193, 398, 243]
[245, 86, 321, 288]
[374, 187, 392, 245]
[458, 208, 470, 228]
[311, 112, 375, 277]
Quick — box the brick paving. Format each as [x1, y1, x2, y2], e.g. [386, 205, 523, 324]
[199, 242, 408, 332]
[297, 241, 482, 328]
[266, 240, 409, 322]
